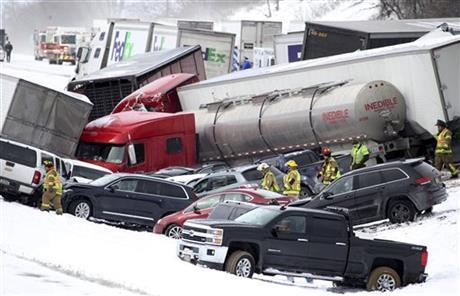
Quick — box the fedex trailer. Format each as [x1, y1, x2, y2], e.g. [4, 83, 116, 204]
[75, 19, 178, 79]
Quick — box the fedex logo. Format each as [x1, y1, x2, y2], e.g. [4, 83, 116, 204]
[111, 31, 134, 62]
[204, 48, 226, 64]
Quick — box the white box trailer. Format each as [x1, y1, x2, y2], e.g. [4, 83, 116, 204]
[0, 74, 93, 157]
[178, 29, 460, 160]
[177, 29, 235, 79]
[240, 20, 282, 66]
[75, 19, 178, 79]
[273, 31, 304, 64]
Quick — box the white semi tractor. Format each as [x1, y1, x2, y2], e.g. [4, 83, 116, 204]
[178, 28, 460, 162]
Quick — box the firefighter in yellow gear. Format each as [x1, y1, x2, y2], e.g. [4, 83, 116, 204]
[40, 161, 64, 215]
[318, 147, 341, 185]
[434, 120, 458, 179]
[283, 160, 301, 200]
[350, 140, 370, 170]
[257, 163, 280, 192]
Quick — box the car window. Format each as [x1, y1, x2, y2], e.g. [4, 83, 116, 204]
[229, 206, 255, 220]
[41, 153, 54, 167]
[73, 166, 109, 180]
[193, 178, 209, 193]
[311, 217, 347, 238]
[223, 193, 250, 202]
[242, 168, 263, 181]
[194, 195, 223, 210]
[381, 169, 407, 182]
[328, 176, 353, 195]
[0, 141, 36, 167]
[159, 183, 187, 199]
[134, 180, 160, 195]
[274, 216, 307, 234]
[209, 176, 233, 190]
[114, 179, 138, 192]
[357, 171, 382, 189]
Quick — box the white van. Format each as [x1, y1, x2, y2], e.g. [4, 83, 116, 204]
[0, 138, 65, 203]
[63, 158, 112, 184]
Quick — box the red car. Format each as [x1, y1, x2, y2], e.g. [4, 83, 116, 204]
[153, 188, 295, 238]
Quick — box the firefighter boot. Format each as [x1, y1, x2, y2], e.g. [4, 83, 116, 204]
[53, 194, 63, 215]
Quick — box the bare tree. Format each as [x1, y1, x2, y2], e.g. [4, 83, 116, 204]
[378, 0, 460, 19]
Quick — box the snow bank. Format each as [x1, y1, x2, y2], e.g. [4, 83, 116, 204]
[1, 184, 459, 295]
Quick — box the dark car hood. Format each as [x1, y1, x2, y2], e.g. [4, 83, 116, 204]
[185, 219, 261, 229]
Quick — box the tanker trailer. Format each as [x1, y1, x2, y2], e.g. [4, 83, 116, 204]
[194, 80, 406, 163]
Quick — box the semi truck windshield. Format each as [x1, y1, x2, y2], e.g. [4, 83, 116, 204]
[77, 142, 125, 164]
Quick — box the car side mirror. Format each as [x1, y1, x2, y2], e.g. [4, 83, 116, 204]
[324, 191, 334, 200]
[108, 184, 119, 193]
[271, 227, 279, 237]
[193, 205, 201, 214]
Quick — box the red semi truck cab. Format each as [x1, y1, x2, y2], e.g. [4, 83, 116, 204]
[77, 111, 197, 173]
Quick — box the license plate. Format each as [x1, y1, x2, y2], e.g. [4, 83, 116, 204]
[0, 179, 10, 186]
[182, 248, 195, 262]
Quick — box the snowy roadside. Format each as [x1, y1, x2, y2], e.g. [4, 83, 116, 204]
[1, 183, 459, 296]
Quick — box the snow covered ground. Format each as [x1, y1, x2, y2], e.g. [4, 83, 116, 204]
[1, 181, 459, 296]
[0, 54, 75, 90]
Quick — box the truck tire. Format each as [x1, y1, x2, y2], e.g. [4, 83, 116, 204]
[69, 199, 92, 219]
[225, 250, 255, 278]
[388, 199, 416, 223]
[165, 224, 183, 239]
[366, 266, 401, 291]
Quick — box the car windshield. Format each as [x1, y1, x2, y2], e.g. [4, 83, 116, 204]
[61, 34, 76, 44]
[76, 142, 125, 164]
[234, 207, 279, 226]
[73, 165, 110, 180]
[90, 174, 120, 187]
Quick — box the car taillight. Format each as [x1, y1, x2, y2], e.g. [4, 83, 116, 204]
[421, 250, 428, 267]
[32, 170, 41, 185]
[415, 176, 431, 185]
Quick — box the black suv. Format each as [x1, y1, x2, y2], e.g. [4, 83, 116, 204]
[177, 206, 428, 291]
[62, 173, 197, 227]
[292, 159, 447, 225]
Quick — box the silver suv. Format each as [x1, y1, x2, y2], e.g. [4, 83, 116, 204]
[192, 164, 315, 197]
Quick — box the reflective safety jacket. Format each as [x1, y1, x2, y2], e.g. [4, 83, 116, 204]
[320, 157, 341, 185]
[351, 143, 370, 166]
[283, 169, 301, 196]
[436, 128, 453, 155]
[44, 168, 63, 195]
[261, 170, 280, 192]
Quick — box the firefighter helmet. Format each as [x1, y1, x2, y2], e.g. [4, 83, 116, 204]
[322, 147, 332, 157]
[285, 160, 298, 168]
[257, 163, 270, 171]
[43, 160, 54, 167]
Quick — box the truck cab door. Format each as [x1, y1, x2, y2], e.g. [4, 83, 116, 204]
[263, 214, 310, 272]
[306, 215, 349, 276]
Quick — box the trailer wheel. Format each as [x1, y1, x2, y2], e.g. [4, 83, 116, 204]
[225, 250, 255, 278]
[58, 60, 63, 65]
[367, 266, 401, 291]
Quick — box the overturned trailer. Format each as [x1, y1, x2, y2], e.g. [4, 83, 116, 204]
[68, 45, 206, 121]
[178, 29, 460, 162]
[0, 73, 92, 157]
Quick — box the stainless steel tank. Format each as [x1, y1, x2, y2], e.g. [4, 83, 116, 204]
[195, 80, 406, 162]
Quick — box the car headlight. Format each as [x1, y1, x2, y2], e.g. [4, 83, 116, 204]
[206, 228, 224, 245]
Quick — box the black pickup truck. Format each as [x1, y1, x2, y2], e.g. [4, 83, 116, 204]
[177, 206, 428, 291]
